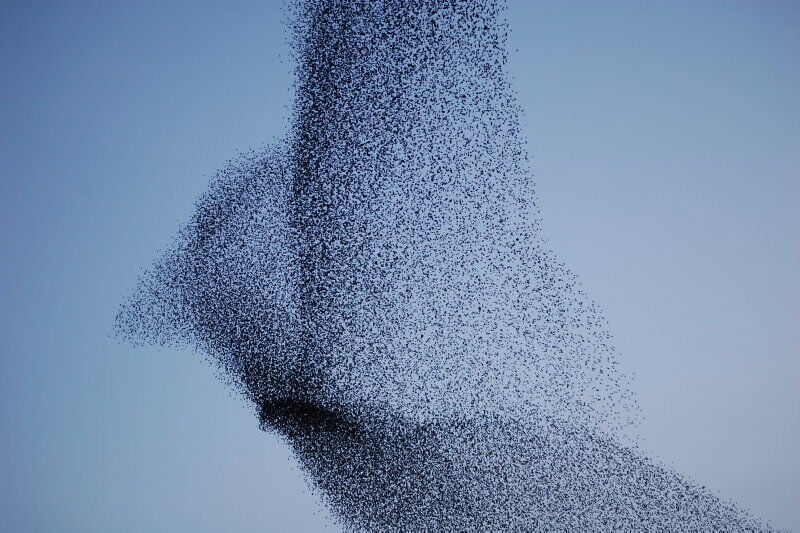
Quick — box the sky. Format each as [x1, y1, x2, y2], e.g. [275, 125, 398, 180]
[1, 1, 798, 531]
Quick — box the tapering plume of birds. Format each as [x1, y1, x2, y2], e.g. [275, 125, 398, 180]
[117, 0, 768, 530]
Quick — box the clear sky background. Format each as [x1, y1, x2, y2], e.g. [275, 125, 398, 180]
[1, 1, 797, 531]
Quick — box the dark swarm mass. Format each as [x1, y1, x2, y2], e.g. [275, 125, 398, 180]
[117, 0, 769, 530]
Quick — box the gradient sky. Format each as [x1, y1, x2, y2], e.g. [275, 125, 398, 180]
[1, 1, 797, 531]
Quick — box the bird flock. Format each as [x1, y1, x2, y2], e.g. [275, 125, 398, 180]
[117, 0, 769, 530]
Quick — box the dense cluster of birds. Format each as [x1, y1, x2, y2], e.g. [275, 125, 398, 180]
[117, 0, 768, 530]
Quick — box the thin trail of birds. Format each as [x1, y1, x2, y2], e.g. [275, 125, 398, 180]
[117, 0, 769, 530]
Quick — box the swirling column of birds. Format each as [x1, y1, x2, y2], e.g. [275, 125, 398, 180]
[117, 1, 768, 530]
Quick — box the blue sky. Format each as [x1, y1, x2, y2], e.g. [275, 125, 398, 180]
[1, 1, 797, 530]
